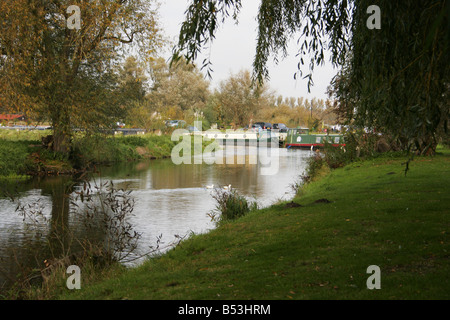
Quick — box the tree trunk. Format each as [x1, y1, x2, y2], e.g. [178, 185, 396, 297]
[53, 129, 71, 154]
[415, 135, 437, 156]
[52, 109, 72, 154]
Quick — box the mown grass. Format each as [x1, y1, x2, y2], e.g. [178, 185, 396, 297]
[58, 149, 449, 300]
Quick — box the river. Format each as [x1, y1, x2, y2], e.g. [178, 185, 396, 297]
[0, 146, 312, 290]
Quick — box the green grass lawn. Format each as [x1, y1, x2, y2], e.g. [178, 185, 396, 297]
[59, 149, 450, 300]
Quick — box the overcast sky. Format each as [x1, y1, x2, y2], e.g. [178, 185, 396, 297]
[158, 0, 338, 101]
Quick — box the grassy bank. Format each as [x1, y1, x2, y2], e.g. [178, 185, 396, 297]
[57, 148, 449, 300]
[0, 132, 183, 177]
[0, 139, 37, 178]
[71, 134, 177, 167]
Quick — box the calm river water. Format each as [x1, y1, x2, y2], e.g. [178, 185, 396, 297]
[0, 146, 311, 289]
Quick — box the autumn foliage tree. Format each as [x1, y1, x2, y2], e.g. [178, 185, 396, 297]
[257, 97, 336, 130]
[0, 0, 163, 152]
[213, 69, 273, 128]
[147, 57, 210, 116]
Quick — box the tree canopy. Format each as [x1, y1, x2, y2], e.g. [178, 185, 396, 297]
[213, 69, 273, 128]
[0, 0, 164, 152]
[148, 57, 210, 114]
[330, 0, 449, 154]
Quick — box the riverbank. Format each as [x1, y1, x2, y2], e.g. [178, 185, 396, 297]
[0, 132, 179, 178]
[57, 147, 449, 300]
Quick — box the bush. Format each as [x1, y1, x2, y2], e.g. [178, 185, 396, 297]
[321, 129, 407, 170]
[297, 130, 411, 190]
[320, 130, 362, 169]
[71, 134, 146, 167]
[120, 135, 148, 147]
[3, 178, 142, 299]
[300, 151, 325, 184]
[209, 187, 257, 223]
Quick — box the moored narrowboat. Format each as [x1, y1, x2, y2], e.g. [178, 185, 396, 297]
[285, 127, 345, 149]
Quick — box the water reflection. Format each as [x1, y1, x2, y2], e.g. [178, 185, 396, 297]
[0, 176, 70, 289]
[0, 147, 311, 289]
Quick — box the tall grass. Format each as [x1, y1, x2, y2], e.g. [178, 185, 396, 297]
[209, 187, 258, 224]
[0, 129, 52, 141]
[0, 139, 36, 177]
[71, 133, 179, 168]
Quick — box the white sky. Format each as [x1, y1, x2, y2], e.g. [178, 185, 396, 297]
[158, 0, 337, 101]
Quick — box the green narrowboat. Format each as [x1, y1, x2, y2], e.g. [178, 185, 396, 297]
[285, 127, 345, 149]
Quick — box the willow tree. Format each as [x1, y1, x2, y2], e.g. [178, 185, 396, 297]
[0, 0, 163, 152]
[330, 0, 449, 154]
[173, 0, 449, 154]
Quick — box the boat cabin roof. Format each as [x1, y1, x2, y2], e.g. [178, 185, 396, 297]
[289, 127, 310, 134]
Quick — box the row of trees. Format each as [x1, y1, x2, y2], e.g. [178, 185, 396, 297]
[119, 56, 336, 131]
[0, 0, 336, 156]
[4, 1, 444, 155]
